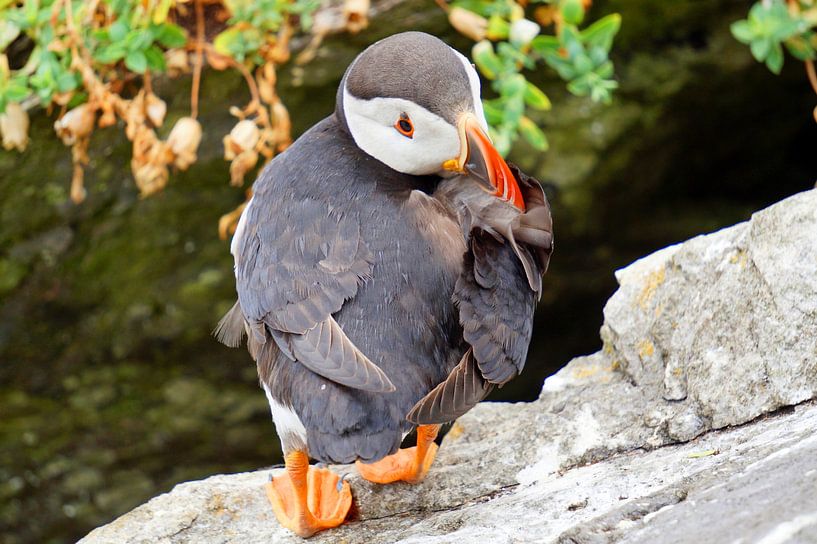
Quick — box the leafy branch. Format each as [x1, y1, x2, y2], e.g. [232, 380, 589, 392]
[445, 0, 620, 155]
[731, 0, 817, 121]
[0, 0, 363, 207]
[0, 0, 621, 232]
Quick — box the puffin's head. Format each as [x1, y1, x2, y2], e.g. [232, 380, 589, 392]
[337, 31, 524, 209]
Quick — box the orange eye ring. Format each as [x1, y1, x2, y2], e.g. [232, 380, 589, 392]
[394, 113, 414, 138]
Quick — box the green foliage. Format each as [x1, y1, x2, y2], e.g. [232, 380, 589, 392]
[731, 0, 817, 74]
[0, 0, 618, 179]
[0, 0, 189, 113]
[534, 14, 620, 103]
[457, 0, 621, 155]
[226, 0, 321, 32]
[214, 0, 321, 62]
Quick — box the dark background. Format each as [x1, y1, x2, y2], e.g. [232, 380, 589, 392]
[1, 1, 815, 542]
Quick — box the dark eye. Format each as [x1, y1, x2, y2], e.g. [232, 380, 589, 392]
[394, 113, 414, 138]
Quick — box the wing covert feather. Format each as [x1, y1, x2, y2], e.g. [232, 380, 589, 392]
[285, 317, 396, 392]
[406, 349, 494, 424]
[415, 164, 553, 423]
[455, 231, 538, 384]
[226, 185, 392, 392]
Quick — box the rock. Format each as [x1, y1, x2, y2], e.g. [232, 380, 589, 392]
[80, 189, 817, 543]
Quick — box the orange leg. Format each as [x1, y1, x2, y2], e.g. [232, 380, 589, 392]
[265, 451, 352, 538]
[355, 424, 440, 484]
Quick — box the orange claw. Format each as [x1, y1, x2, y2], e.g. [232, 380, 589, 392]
[266, 451, 352, 538]
[355, 425, 440, 484]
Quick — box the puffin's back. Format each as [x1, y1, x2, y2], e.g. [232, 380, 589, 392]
[230, 115, 468, 463]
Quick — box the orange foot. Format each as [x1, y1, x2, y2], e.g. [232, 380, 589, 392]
[265, 451, 352, 538]
[355, 424, 440, 484]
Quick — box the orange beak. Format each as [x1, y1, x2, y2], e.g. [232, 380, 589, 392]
[443, 114, 525, 211]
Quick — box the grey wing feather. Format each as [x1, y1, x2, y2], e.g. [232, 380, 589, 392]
[406, 349, 494, 425]
[456, 230, 537, 384]
[416, 165, 554, 422]
[510, 164, 554, 278]
[236, 198, 373, 335]
[283, 316, 395, 392]
[220, 180, 392, 392]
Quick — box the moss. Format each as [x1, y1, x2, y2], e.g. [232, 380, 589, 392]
[0, 259, 27, 296]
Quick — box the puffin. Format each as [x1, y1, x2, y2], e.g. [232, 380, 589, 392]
[216, 31, 553, 538]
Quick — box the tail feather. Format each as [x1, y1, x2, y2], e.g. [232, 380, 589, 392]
[214, 301, 246, 348]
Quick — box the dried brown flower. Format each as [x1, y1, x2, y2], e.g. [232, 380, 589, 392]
[0, 102, 30, 152]
[448, 7, 488, 42]
[145, 92, 167, 128]
[167, 116, 203, 170]
[229, 149, 259, 186]
[224, 119, 260, 160]
[54, 104, 96, 146]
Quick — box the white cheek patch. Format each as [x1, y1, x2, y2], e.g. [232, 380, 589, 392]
[343, 89, 460, 175]
[452, 49, 490, 134]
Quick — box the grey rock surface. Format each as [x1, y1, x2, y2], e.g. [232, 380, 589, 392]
[80, 189, 817, 543]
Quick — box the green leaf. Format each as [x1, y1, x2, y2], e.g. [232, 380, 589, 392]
[126, 28, 155, 52]
[531, 35, 560, 56]
[112, 0, 130, 15]
[542, 51, 577, 80]
[482, 99, 503, 125]
[785, 35, 816, 61]
[501, 73, 527, 98]
[125, 50, 148, 73]
[0, 20, 21, 51]
[560, 0, 584, 26]
[491, 127, 512, 157]
[502, 85, 525, 125]
[94, 44, 127, 64]
[5, 83, 30, 102]
[109, 19, 129, 42]
[523, 81, 551, 110]
[156, 23, 187, 48]
[214, 27, 242, 56]
[497, 42, 533, 69]
[567, 73, 591, 96]
[574, 52, 593, 75]
[765, 41, 784, 73]
[56, 71, 78, 93]
[588, 45, 607, 66]
[590, 79, 617, 103]
[730, 20, 754, 44]
[40, 25, 54, 45]
[472, 41, 503, 80]
[144, 46, 167, 71]
[213, 26, 262, 60]
[67, 91, 88, 109]
[560, 25, 584, 58]
[153, 0, 174, 24]
[581, 13, 621, 52]
[750, 37, 771, 61]
[595, 60, 614, 79]
[23, 0, 37, 27]
[450, 0, 494, 17]
[519, 116, 548, 151]
[486, 14, 509, 41]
